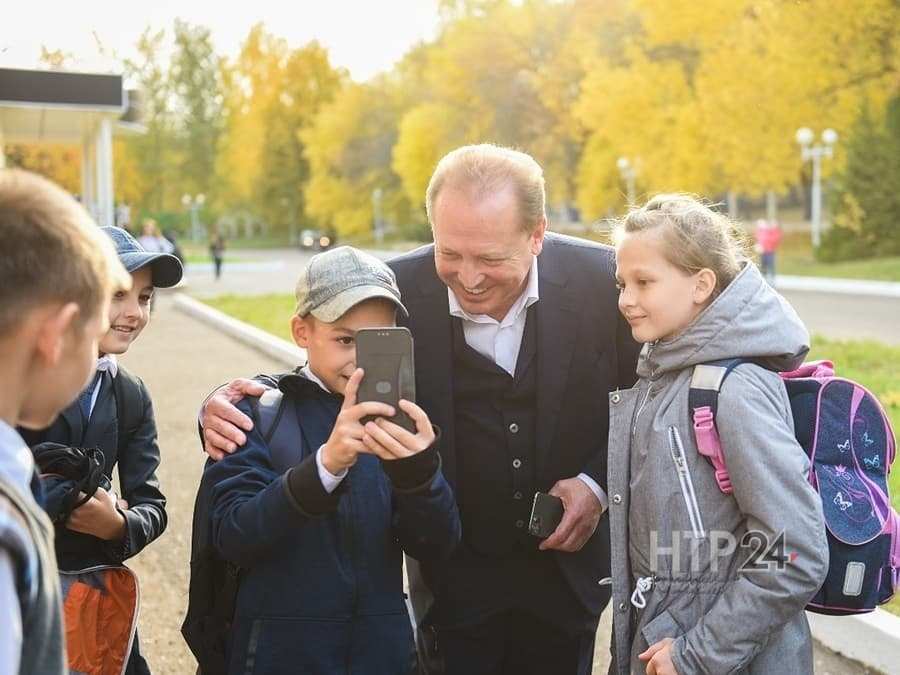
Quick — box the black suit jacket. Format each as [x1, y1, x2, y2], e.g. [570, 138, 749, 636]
[21, 366, 167, 569]
[389, 232, 640, 616]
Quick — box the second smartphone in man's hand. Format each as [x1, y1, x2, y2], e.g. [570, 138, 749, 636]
[355, 327, 417, 432]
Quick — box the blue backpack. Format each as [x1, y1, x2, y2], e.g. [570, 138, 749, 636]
[689, 359, 899, 615]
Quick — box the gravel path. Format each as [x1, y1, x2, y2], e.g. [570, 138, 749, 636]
[119, 293, 878, 674]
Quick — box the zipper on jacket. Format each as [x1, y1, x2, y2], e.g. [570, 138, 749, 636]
[631, 385, 653, 441]
[667, 426, 706, 539]
[630, 342, 658, 440]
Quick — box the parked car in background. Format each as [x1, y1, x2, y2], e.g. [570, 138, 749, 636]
[299, 229, 335, 250]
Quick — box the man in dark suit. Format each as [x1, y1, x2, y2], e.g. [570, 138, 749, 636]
[200, 144, 640, 674]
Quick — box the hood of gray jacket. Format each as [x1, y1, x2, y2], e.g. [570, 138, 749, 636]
[637, 262, 810, 380]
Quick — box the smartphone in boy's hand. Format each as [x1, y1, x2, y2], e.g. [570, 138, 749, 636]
[355, 327, 417, 432]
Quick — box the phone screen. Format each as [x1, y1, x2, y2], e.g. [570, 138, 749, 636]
[355, 327, 416, 432]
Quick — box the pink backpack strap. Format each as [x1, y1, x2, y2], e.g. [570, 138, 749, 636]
[693, 406, 733, 494]
[689, 360, 748, 495]
[780, 359, 834, 380]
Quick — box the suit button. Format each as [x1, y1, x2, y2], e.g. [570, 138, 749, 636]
[513, 491, 523, 500]
[515, 519, 525, 529]
[610, 393, 621, 404]
[512, 458, 522, 469]
[618, 602, 627, 612]
[612, 494, 622, 505]
[509, 422, 519, 434]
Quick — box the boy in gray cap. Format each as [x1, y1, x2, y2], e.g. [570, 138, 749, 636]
[190, 247, 460, 673]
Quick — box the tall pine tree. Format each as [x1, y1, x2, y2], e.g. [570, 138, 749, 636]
[823, 97, 900, 261]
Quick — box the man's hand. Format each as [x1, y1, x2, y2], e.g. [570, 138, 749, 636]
[321, 369, 396, 474]
[201, 378, 271, 460]
[639, 638, 678, 675]
[538, 477, 602, 552]
[362, 399, 435, 460]
[66, 488, 127, 541]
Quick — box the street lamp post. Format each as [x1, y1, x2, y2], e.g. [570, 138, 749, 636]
[795, 127, 838, 248]
[617, 157, 637, 206]
[372, 188, 384, 245]
[182, 193, 206, 243]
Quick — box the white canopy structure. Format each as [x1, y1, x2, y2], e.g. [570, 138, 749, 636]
[0, 67, 142, 227]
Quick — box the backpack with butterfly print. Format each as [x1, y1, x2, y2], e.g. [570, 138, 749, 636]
[689, 359, 899, 615]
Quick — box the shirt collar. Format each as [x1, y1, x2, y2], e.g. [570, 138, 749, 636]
[96, 354, 118, 378]
[300, 365, 334, 395]
[0, 419, 35, 494]
[448, 254, 540, 326]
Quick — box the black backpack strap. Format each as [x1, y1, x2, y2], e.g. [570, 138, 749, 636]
[688, 358, 747, 495]
[245, 389, 287, 446]
[112, 368, 144, 454]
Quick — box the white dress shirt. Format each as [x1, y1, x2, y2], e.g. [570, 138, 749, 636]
[447, 256, 608, 512]
[0, 419, 36, 673]
[83, 355, 118, 419]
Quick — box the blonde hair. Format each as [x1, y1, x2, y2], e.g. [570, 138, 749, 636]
[0, 169, 130, 337]
[614, 194, 748, 293]
[425, 144, 546, 233]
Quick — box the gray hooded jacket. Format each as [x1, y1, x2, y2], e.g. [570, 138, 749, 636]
[607, 263, 829, 674]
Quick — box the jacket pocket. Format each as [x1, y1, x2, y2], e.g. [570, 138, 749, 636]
[239, 617, 350, 675]
[640, 608, 684, 647]
[668, 426, 706, 539]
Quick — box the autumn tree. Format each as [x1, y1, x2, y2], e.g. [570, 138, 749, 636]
[171, 20, 224, 202]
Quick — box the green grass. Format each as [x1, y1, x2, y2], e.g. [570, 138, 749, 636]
[203, 293, 296, 343]
[202, 294, 900, 613]
[776, 232, 900, 282]
[577, 228, 900, 282]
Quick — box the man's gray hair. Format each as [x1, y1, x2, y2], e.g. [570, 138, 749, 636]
[425, 144, 546, 233]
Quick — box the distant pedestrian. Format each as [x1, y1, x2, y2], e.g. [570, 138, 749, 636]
[209, 233, 226, 280]
[754, 219, 782, 284]
[138, 220, 175, 255]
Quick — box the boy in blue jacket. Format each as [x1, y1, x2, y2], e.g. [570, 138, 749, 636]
[204, 247, 461, 674]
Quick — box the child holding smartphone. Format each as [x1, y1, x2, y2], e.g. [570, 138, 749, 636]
[200, 247, 461, 674]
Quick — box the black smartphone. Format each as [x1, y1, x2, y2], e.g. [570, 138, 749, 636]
[355, 327, 417, 433]
[529, 492, 564, 539]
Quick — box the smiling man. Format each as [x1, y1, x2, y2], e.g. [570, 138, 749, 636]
[199, 144, 640, 674]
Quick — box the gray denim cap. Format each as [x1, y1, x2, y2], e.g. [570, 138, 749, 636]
[295, 246, 408, 322]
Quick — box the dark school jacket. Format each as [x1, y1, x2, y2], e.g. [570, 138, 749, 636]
[205, 372, 461, 675]
[20, 365, 167, 570]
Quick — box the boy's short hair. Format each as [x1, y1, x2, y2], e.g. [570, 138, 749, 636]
[0, 169, 130, 337]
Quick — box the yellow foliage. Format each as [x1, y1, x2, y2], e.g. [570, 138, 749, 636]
[302, 80, 408, 237]
[392, 103, 461, 208]
[5, 143, 81, 194]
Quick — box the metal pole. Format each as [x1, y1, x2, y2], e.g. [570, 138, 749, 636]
[811, 152, 822, 248]
[191, 204, 199, 243]
[372, 188, 383, 245]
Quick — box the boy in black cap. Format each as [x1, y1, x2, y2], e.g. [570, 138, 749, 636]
[21, 226, 183, 675]
[192, 247, 460, 674]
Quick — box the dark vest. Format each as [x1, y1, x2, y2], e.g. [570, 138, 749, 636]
[451, 305, 538, 556]
[0, 478, 66, 675]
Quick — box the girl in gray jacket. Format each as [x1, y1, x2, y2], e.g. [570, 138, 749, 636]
[607, 195, 828, 675]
